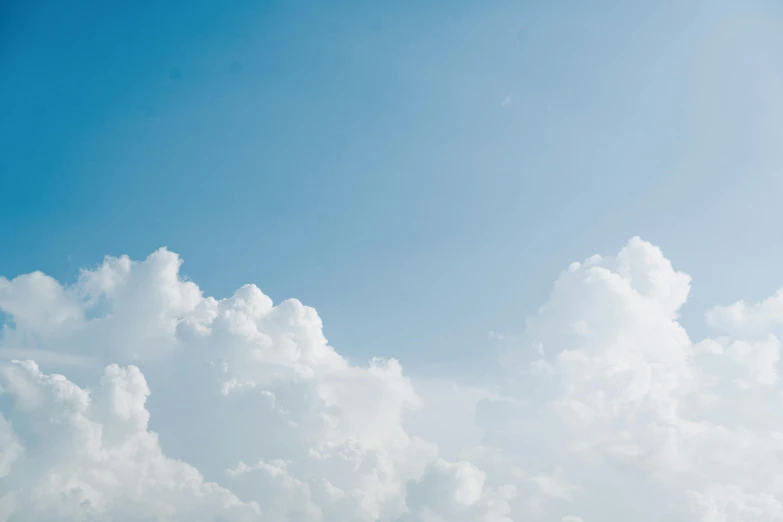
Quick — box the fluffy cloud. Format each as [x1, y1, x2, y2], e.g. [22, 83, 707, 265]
[481, 238, 783, 520]
[398, 458, 515, 522]
[2, 238, 783, 520]
[0, 360, 260, 521]
[0, 249, 449, 521]
[687, 485, 783, 522]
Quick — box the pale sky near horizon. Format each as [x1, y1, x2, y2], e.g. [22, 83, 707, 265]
[3, 1, 783, 521]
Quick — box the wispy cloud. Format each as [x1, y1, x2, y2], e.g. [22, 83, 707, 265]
[0, 347, 95, 367]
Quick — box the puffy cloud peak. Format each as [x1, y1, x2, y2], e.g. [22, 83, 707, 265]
[2, 237, 783, 521]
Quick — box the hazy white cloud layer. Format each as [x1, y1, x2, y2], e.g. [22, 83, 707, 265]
[1, 238, 783, 520]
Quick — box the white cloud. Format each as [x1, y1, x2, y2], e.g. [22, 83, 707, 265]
[688, 485, 783, 522]
[0, 360, 260, 521]
[398, 458, 515, 522]
[2, 238, 783, 520]
[0, 271, 83, 335]
[707, 290, 783, 340]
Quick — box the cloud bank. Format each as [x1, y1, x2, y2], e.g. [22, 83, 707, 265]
[1, 238, 782, 521]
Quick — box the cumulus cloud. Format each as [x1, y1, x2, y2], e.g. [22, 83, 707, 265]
[1, 239, 783, 520]
[687, 485, 783, 522]
[0, 360, 260, 521]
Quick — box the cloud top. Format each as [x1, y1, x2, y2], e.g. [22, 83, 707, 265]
[1, 238, 783, 521]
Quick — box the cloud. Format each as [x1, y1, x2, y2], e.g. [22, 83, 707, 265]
[706, 289, 783, 339]
[398, 458, 515, 522]
[0, 271, 83, 334]
[2, 239, 783, 520]
[0, 360, 260, 521]
[501, 96, 512, 107]
[0, 347, 95, 367]
[687, 485, 783, 522]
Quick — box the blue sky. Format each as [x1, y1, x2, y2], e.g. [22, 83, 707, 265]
[3, 0, 783, 379]
[6, 3, 783, 521]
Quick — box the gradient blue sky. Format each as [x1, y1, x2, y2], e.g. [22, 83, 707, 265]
[3, 0, 783, 378]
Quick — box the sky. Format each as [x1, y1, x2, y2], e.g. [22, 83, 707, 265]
[2, 1, 783, 521]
